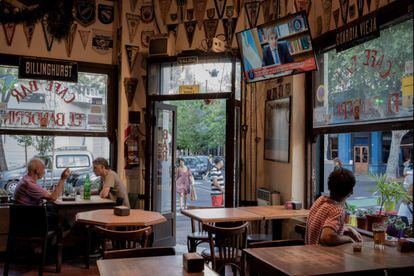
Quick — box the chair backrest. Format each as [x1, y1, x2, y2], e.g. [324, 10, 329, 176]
[247, 239, 304, 248]
[95, 226, 152, 259]
[295, 224, 306, 239]
[9, 204, 48, 239]
[187, 205, 216, 233]
[203, 222, 249, 270]
[103, 246, 176, 259]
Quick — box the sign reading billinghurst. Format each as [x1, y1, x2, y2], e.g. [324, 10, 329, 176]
[19, 57, 78, 82]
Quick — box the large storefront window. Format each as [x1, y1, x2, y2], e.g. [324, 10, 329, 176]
[314, 18, 413, 216]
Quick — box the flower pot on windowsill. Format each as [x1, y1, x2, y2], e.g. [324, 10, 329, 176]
[366, 214, 387, 232]
[356, 217, 367, 230]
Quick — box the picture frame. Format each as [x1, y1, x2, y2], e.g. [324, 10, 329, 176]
[264, 96, 291, 162]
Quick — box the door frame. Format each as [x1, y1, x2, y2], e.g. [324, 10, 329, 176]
[144, 55, 241, 211]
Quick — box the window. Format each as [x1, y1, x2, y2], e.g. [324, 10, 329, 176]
[56, 155, 90, 168]
[327, 134, 338, 160]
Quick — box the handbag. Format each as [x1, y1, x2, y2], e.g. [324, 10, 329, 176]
[190, 183, 197, 201]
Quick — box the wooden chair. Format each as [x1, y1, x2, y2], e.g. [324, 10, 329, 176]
[246, 220, 272, 245]
[295, 224, 306, 239]
[94, 226, 152, 259]
[103, 246, 175, 259]
[186, 205, 216, 253]
[201, 222, 249, 275]
[4, 204, 57, 276]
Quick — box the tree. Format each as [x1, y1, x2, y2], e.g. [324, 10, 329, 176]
[385, 130, 410, 179]
[12, 136, 34, 164]
[34, 136, 54, 156]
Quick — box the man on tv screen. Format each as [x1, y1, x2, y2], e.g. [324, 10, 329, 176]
[262, 28, 293, 66]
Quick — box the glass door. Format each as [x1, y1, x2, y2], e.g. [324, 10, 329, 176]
[151, 102, 177, 246]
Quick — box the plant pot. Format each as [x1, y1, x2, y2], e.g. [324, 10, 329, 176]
[366, 214, 387, 232]
[384, 201, 396, 212]
[344, 214, 350, 224]
[356, 217, 367, 230]
[348, 215, 357, 227]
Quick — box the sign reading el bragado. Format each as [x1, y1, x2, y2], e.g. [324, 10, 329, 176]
[0, 66, 107, 132]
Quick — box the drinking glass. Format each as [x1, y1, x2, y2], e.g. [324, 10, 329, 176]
[372, 222, 386, 250]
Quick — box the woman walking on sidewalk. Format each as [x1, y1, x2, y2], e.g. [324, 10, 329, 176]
[176, 158, 194, 210]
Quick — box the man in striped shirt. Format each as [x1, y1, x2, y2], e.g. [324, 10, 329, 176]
[305, 168, 362, 245]
[210, 157, 225, 207]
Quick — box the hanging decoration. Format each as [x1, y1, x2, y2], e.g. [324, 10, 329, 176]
[366, 0, 372, 12]
[92, 29, 113, 55]
[187, 9, 194, 21]
[141, 5, 154, 23]
[225, 5, 234, 18]
[273, 0, 280, 20]
[206, 8, 215, 19]
[193, 0, 208, 30]
[160, 0, 173, 25]
[177, 0, 187, 22]
[339, 0, 349, 25]
[141, 30, 154, 48]
[244, 1, 260, 28]
[294, 0, 312, 15]
[184, 20, 196, 47]
[23, 22, 35, 47]
[41, 15, 54, 51]
[126, 13, 140, 42]
[262, 0, 272, 23]
[374, 0, 380, 10]
[170, 13, 178, 21]
[78, 29, 90, 49]
[130, 0, 138, 11]
[124, 78, 138, 107]
[203, 18, 219, 49]
[98, 4, 114, 24]
[65, 23, 78, 57]
[141, 53, 148, 70]
[167, 24, 179, 39]
[125, 45, 140, 73]
[222, 17, 238, 47]
[349, 3, 356, 20]
[316, 16, 323, 35]
[75, 0, 96, 27]
[333, 8, 340, 29]
[322, 0, 332, 33]
[2, 23, 16, 46]
[357, 0, 364, 18]
[213, 0, 227, 19]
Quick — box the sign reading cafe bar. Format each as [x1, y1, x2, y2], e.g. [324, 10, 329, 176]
[19, 57, 78, 82]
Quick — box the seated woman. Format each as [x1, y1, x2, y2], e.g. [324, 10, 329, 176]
[305, 168, 362, 245]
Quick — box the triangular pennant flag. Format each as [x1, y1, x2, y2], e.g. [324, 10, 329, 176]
[244, 1, 260, 28]
[349, 3, 356, 20]
[213, 0, 227, 19]
[222, 17, 238, 47]
[294, 0, 312, 15]
[339, 0, 349, 25]
[124, 78, 138, 107]
[141, 31, 154, 48]
[125, 45, 139, 73]
[130, 0, 138, 11]
[374, 0, 380, 10]
[193, 0, 208, 30]
[322, 0, 332, 33]
[185, 20, 197, 48]
[167, 24, 178, 39]
[41, 16, 54, 51]
[262, 0, 271, 23]
[366, 0, 372, 12]
[65, 23, 78, 57]
[272, 0, 279, 20]
[2, 23, 16, 46]
[357, 0, 365, 18]
[316, 16, 323, 35]
[203, 18, 219, 48]
[160, 0, 173, 25]
[126, 13, 140, 42]
[23, 22, 35, 47]
[78, 30, 90, 49]
[333, 8, 340, 29]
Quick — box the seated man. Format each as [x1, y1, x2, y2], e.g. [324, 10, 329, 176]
[305, 168, 362, 245]
[14, 158, 71, 205]
[93, 157, 130, 208]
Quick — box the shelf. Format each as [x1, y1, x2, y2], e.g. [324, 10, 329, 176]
[291, 49, 313, 56]
[279, 29, 309, 40]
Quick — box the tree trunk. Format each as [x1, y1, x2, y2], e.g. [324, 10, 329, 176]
[385, 130, 409, 179]
[0, 135, 8, 171]
[24, 144, 28, 164]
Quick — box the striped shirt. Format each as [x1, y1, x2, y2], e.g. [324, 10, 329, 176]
[210, 166, 224, 195]
[305, 195, 345, 245]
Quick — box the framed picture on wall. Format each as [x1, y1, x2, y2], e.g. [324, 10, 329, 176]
[264, 96, 291, 162]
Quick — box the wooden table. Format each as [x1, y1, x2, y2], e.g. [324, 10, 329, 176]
[243, 242, 414, 275]
[97, 255, 218, 276]
[76, 209, 167, 227]
[52, 195, 115, 272]
[181, 207, 263, 223]
[239, 205, 309, 239]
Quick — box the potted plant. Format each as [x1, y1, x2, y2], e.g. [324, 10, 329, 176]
[355, 208, 370, 230]
[386, 216, 407, 238]
[344, 202, 357, 226]
[366, 173, 407, 231]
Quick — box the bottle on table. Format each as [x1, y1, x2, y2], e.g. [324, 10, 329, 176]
[83, 173, 91, 200]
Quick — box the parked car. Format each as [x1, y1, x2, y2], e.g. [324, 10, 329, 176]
[176, 156, 204, 179]
[194, 155, 211, 175]
[0, 149, 95, 195]
[64, 169, 101, 195]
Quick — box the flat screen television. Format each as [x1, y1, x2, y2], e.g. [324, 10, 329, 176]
[236, 11, 317, 83]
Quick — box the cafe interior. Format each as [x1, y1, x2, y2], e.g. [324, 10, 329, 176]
[0, 0, 413, 275]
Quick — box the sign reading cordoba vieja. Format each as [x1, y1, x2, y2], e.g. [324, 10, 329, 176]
[19, 57, 78, 82]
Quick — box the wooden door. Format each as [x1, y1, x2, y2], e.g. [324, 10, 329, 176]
[354, 146, 369, 174]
